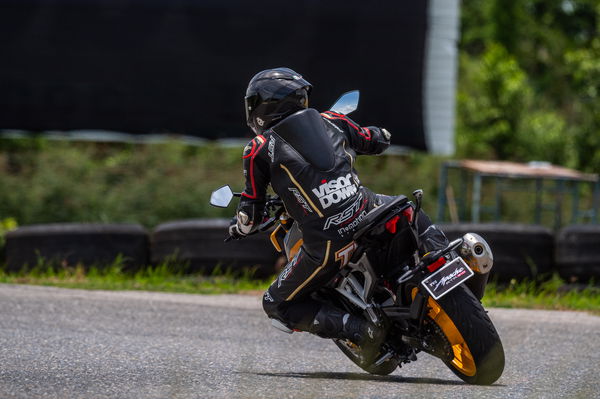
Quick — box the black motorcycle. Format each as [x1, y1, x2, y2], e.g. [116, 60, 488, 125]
[210, 185, 505, 385]
[209, 91, 504, 385]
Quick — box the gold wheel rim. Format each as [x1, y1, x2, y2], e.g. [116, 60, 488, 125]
[412, 288, 477, 376]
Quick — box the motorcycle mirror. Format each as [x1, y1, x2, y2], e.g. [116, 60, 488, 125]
[329, 90, 360, 115]
[210, 185, 235, 208]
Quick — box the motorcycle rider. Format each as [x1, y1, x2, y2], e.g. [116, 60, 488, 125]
[229, 67, 446, 361]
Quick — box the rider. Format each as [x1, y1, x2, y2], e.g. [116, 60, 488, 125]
[229, 67, 444, 358]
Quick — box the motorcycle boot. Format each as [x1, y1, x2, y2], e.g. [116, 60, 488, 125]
[309, 305, 386, 362]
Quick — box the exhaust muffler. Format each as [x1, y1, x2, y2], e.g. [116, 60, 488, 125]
[459, 233, 494, 300]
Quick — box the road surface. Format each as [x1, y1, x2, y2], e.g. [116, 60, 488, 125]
[0, 284, 599, 398]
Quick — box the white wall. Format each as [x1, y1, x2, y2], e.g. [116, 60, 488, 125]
[424, 0, 461, 155]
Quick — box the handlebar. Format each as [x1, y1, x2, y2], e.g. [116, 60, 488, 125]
[258, 196, 284, 231]
[225, 195, 285, 242]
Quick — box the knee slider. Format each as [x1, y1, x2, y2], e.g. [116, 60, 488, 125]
[262, 288, 284, 319]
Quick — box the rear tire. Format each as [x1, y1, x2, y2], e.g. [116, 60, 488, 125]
[431, 285, 504, 385]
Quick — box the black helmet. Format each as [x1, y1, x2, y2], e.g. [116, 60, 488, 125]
[245, 67, 312, 135]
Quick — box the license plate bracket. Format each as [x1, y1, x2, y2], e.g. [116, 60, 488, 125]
[421, 257, 474, 300]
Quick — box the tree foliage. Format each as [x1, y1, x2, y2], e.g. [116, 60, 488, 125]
[457, 0, 599, 172]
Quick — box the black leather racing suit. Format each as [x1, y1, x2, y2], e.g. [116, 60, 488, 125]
[236, 108, 390, 331]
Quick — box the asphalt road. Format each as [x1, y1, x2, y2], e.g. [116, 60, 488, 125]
[1, 284, 599, 399]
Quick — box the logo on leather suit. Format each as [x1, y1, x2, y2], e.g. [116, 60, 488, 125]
[312, 173, 358, 209]
[289, 187, 313, 214]
[268, 136, 275, 162]
[323, 193, 364, 230]
[277, 253, 302, 288]
[263, 290, 274, 303]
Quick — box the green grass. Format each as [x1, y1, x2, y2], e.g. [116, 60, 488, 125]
[0, 261, 271, 295]
[1, 261, 599, 314]
[482, 275, 600, 314]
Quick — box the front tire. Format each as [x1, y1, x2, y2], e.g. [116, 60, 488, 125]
[427, 285, 505, 385]
[333, 339, 399, 375]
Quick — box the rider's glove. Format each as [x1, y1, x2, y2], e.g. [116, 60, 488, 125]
[370, 127, 391, 154]
[381, 128, 391, 141]
[228, 211, 255, 239]
[228, 221, 245, 240]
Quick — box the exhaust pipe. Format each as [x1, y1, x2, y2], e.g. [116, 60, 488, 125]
[459, 233, 494, 300]
[460, 233, 493, 274]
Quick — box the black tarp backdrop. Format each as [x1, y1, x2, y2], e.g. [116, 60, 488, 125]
[0, 0, 428, 150]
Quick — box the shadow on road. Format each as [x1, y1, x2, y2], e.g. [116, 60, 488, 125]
[238, 371, 467, 386]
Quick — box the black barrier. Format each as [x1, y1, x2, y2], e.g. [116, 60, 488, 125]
[0, 0, 428, 150]
[4, 220, 600, 283]
[5, 223, 149, 272]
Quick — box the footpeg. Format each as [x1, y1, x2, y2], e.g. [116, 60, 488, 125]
[374, 351, 394, 366]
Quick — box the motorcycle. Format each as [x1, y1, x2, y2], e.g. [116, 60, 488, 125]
[209, 92, 505, 385]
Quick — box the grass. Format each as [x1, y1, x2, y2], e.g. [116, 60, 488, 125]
[1, 260, 599, 314]
[0, 260, 271, 295]
[482, 275, 600, 314]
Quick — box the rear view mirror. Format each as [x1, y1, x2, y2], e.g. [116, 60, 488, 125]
[329, 90, 360, 115]
[210, 185, 234, 208]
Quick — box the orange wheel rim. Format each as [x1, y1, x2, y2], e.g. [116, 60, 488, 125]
[412, 288, 476, 376]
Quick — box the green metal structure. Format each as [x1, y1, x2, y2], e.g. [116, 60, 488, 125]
[437, 160, 600, 229]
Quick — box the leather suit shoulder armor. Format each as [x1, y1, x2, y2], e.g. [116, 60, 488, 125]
[270, 108, 335, 171]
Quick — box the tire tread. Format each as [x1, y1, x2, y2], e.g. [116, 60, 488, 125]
[435, 285, 505, 385]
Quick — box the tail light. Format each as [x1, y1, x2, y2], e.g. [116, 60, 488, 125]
[385, 206, 415, 234]
[402, 206, 414, 223]
[385, 215, 400, 233]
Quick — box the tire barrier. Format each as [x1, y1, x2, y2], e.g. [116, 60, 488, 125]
[438, 223, 555, 282]
[556, 225, 600, 283]
[5, 220, 599, 282]
[151, 219, 280, 278]
[5, 223, 148, 272]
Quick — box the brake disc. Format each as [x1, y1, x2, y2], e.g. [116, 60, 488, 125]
[420, 319, 453, 361]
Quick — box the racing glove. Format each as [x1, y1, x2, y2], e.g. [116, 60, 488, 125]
[228, 210, 256, 239]
[381, 128, 391, 141]
[374, 128, 392, 154]
[228, 217, 245, 240]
